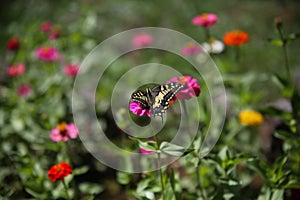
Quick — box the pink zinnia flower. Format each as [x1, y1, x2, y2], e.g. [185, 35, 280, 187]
[63, 63, 79, 77]
[7, 63, 26, 77]
[132, 33, 153, 47]
[181, 42, 202, 56]
[129, 101, 151, 117]
[35, 46, 60, 62]
[17, 84, 32, 98]
[192, 13, 218, 27]
[40, 22, 53, 32]
[50, 122, 79, 142]
[7, 37, 20, 51]
[168, 76, 201, 100]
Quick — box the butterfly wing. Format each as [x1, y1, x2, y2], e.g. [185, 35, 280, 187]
[151, 82, 184, 117]
[131, 90, 151, 109]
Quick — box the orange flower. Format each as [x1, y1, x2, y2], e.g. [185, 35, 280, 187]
[223, 30, 250, 46]
[48, 162, 72, 182]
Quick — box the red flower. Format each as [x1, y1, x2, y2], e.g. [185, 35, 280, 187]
[48, 162, 72, 182]
[63, 63, 79, 77]
[40, 22, 53, 32]
[223, 30, 250, 46]
[168, 76, 200, 100]
[7, 63, 26, 77]
[7, 37, 20, 51]
[17, 84, 32, 98]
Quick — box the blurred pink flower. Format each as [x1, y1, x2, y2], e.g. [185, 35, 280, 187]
[50, 122, 78, 142]
[35, 46, 60, 62]
[132, 33, 153, 47]
[40, 22, 53, 32]
[168, 76, 200, 99]
[129, 101, 151, 117]
[7, 37, 20, 51]
[192, 13, 218, 27]
[63, 63, 79, 77]
[17, 84, 32, 98]
[7, 63, 26, 77]
[181, 42, 201, 56]
[49, 25, 61, 40]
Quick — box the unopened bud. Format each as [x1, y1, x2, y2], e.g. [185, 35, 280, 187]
[274, 17, 283, 28]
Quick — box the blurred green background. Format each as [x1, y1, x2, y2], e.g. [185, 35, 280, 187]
[1, 0, 300, 199]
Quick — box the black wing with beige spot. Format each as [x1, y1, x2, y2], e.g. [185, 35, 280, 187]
[150, 82, 184, 117]
[131, 82, 184, 117]
[131, 90, 151, 109]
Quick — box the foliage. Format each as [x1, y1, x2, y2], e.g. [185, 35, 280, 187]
[1, 0, 300, 199]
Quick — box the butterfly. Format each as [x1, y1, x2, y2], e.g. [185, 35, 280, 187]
[131, 82, 184, 118]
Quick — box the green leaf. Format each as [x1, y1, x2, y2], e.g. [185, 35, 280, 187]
[11, 117, 24, 131]
[79, 182, 104, 195]
[268, 38, 284, 46]
[247, 158, 270, 182]
[271, 189, 284, 200]
[271, 73, 287, 90]
[287, 32, 300, 41]
[160, 142, 185, 157]
[73, 166, 89, 175]
[117, 171, 132, 185]
[138, 140, 157, 152]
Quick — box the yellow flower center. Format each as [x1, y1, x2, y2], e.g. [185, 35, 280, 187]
[201, 13, 208, 20]
[187, 42, 196, 48]
[57, 122, 67, 136]
[178, 76, 188, 85]
[42, 47, 51, 54]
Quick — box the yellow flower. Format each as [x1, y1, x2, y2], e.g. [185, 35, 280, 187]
[239, 110, 264, 126]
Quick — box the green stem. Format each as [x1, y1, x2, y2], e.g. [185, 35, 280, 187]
[196, 160, 207, 200]
[62, 179, 71, 200]
[154, 134, 165, 200]
[277, 24, 292, 85]
[282, 44, 292, 84]
[203, 28, 211, 41]
[235, 46, 240, 62]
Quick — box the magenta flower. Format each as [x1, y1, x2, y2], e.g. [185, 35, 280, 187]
[50, 122, 79, 142]
[140, 148, 155, 155]
[17, 84, 32, 98]
[181, 42, 202, 56]
[132, 33, 153, 47]
[7, 63, 26, 77]
[192, 13, 218, 27]
[168, 76, 201, 100]
[129, 101, 151, 117]
[63, 63, 79, 77]
[35, 46, 60, 62]
[40, 22, 53, 32]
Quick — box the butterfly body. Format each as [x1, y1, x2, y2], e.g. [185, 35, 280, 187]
[131, 82, 184, 118]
